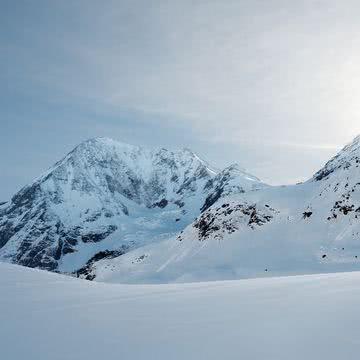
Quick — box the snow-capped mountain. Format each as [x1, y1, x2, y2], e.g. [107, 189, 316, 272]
[87, 135, 360, 283]
[0, 138, 263, 273]
[4, 135, 360, 284]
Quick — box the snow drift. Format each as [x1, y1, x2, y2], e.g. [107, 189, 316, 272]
[1, 262, 360, 360]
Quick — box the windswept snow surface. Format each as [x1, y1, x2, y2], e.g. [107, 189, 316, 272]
[1, 262, 360, 360]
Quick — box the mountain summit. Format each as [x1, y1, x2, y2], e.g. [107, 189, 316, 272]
[0, 138, 262, 272]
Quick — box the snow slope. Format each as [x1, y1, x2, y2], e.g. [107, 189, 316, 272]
[1, 262, 360, 360]
[91, 136, 360, 283]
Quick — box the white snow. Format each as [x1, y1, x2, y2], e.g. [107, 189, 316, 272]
[3, 136, 360, 359]
[90, 134, 360, 284]
[4, 135, 360, 286]
[0, 137, 262, 273]
[90, 180, 360, 284]
[1, 262, 360, 360]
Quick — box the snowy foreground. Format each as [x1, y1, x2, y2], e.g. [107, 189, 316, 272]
[1, 263, 360, 360]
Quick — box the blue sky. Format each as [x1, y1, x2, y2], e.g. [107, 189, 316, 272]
[2, 0, 360, 199]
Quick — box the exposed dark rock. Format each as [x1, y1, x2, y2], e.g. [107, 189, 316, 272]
[132, 254, 148, 264]
[81, 225, 118, 243]
[176, 177, 198, 196]
[200, 166, 246, 213]
[303, 211, 313, 219]
[152, 198, 168, 208]
[11, 184, 40, 208]
[171, 174, 179, 183]
[174, 200, 185, 208]
[75, 247, 128, 280]
[0, 221, 18, 249]
[200, 188, 224, 213]
[183, 202, 277, 242]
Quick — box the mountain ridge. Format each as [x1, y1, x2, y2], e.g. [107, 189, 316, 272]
[0, 137, 261, 273]
[2, 135, 360, 283]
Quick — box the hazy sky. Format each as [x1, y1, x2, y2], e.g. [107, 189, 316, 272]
[2, 0, 360, 199]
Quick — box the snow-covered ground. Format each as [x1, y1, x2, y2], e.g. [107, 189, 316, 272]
[2, 262, 360, 360]
[87, 179, 360, 283]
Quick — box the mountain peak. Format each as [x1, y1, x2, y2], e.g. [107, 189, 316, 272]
[0, 137, 264, 272]
[76, 137, 141, 152]
[312, 135, 360, 182]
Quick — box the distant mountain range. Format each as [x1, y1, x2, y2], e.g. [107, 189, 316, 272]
[2, 136, 360, 283]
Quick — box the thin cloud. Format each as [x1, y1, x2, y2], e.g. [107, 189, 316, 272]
[1, 1, 360, 197]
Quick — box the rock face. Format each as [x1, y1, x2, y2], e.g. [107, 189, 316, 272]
[177, 202, 277, 242]
[200, 164, 261, 212]
[0, 138, 263, 272]
[308, 135, 360, 221]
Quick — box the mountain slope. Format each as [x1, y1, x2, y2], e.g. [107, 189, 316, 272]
[2, 262, 360, 360]
[4, 135, 360, 283]
[90, 136, 360, 283]
[0, 138, 263, 272]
